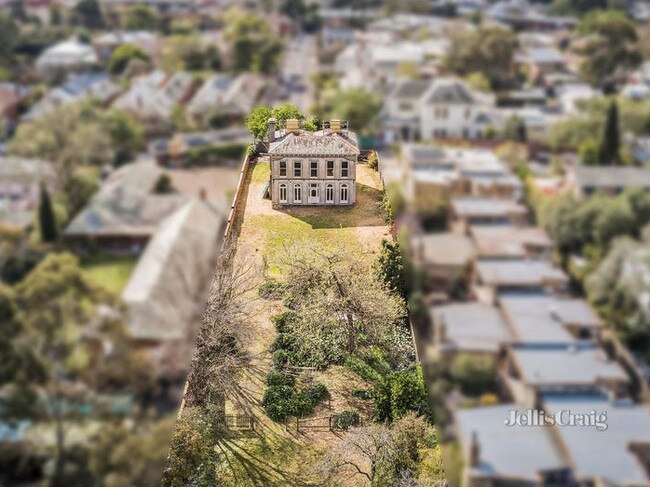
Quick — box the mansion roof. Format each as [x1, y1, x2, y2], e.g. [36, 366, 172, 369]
[269, 130, 360, 157]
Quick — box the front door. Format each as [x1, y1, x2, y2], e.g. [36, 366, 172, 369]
[308, 183, 319, 204]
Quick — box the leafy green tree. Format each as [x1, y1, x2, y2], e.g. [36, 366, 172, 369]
[598, 100, 621, 164]
[64, 168, 99, 218]
[103, 108, 145, 165]
[374, 239, 407, 301]
[0, 15, 18, 69]
[444, 26, 518, 89]
[38, 183, 57, 242]
[124, 4, 159, 30]
[579, 137, 600, 165]
[222, 7, 283, 74]
[551, 0, 608, 15]
[503, 115, 527, 143]
[328, 88, 382, 133]
[577, 10, 641, 86]
[71, 0, 104, 29]
[108, 43, 150, 75]
[246, 104, 272, 140]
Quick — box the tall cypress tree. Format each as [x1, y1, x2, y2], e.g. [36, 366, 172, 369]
[599, 100, 620, 165]
[38, 183, 57, 243]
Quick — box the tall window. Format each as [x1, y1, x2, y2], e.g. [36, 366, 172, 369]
[279, 161, 286, 177]
[310, 160, 318, 178]
[340, 183, 348, 203]
[293, 160, 301, 178]
[326, 160, 334, 177]
[341, 161, 349, 178]
[326, 184, 334, 203]
[293, 183, 302, 203]
[279, 183, 287, 203]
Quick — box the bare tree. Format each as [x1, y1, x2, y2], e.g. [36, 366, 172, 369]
[184, 242, 262, 419]
[281, 245, 405, 359]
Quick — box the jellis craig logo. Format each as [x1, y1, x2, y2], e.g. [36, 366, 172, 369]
[504, 409, 608, 431]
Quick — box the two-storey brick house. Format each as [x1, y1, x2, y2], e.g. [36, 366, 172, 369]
[268, 118, 360, 207]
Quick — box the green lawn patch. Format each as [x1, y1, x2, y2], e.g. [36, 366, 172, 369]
[82, 255, 138, 294]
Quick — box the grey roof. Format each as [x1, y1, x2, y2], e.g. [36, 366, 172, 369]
[499, 294, 586, 344]
[393, 79, 432, 100]
[412, 232, 476, 267]
[544, 396, 650, 486]
[432, 302, 511, 353]
[575, 166, 650, 191]
[526, 47, 564, 64]
[511, 344, 628, 387]
[452, 197, 527, 218]
[64, 159, 187, 237]
[456, 404, 566, 481]
[477, 260, 568, 287]
[402, 144, 447, 169]
[269, 131, 359, 157]
[122, 199, 223, 342]
[470, 225, 552, 258]
[426, 79, 474, 104]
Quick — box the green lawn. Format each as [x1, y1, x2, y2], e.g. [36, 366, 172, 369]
[82, 255, 138, 294]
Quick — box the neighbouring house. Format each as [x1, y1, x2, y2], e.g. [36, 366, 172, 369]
[469, 225, 552, 260]
[383, 78, 493, 142]
[402, 145, 522, 212]
[122, 199, 224, 379]
[570, 166, 650, 197]
[0, 83, 29, 124]
[63, 158, 188, 251]
[431, 302, 511, 359]
[455, 404, 571, 487]
[515, 47, 566, 83]
[268, 118, 360, 207]
[0, 157, 56, 231]
[457, 395, 650, 487]
[503, 344, 629, 406]
[450, 196, 527, 233]
[24, 73, 121, 121]
[542, 395, 650, 487]
[556, 83, 599, 115]
[473, 260, 568, 303]
[498, 293, 602, 344]
[151, 127, 250, 165]
[35, 38, 99, 78]
[112, 70, 195, 132]
[93, 30, 159, 62]
[185, 73, 265, 126]
[410, 232, 475, 292]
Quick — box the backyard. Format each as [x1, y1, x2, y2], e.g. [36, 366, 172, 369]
[81, 255, 138, 294]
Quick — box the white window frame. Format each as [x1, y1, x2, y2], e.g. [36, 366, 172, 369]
[326, 160, 334, 177]
[340, 183, 348, 203]
[326, 183, 334, 203]
[279, 183, 287, 203]
[310, 160, 318, 178]
[293, 183, 302, 203]
[293, 160, 302, 178]
[279, 161, 287, 177]
[341, 161, 349, 178]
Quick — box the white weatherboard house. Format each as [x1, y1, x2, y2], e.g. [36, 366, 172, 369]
[268, 119, 360, 207]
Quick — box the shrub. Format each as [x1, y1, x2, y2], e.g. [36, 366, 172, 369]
[304, 383, 330, 404]
[271, 311, 298, 334]
[345, 355, 383, 383]
[266, 370, 295, 387]
[367, 151, 378, 170]
[182, 143, 247, 166]
[351, 389, 372, 400]
[258, 278, 285, 299]
[262, 385, 295, 422]
[272, 349, 289, 368]
[449, 353, 496, 396]
[333, 410, 360, 430]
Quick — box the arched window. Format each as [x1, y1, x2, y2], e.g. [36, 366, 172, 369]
[279, 183, 287, 203]
[326, 184, 334, 203]
[294, 183, 302, 203]
[340, 183, 348, 203]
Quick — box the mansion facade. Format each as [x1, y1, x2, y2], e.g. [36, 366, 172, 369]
[268, 118, 360, 207]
